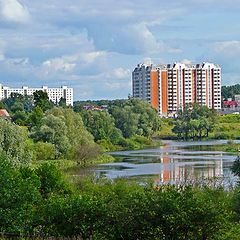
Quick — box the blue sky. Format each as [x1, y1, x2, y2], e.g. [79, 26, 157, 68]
[0, 0, 239, 100]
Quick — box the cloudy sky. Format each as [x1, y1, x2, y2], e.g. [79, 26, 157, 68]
[0, 0, 239, 100]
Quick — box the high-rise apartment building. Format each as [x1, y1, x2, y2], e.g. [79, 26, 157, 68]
[132, 62, 221, 116]
[0, 84, 73, 106]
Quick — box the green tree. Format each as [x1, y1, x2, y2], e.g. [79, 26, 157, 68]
[2, 93, 34, 113]
[0, 153, 41, 234]
[222, 84, 240, 100]
[34, 141, 56, 161]
[11, 101, 24, 113]
[0, 119, 33, 165]
[31, 114, 71, 158]
[35, 162, 72, 198]
[33, 90, 53, 111]
[12, 110, 28, 126]
[81, 110, 123, 143]
[46, 108, 95, 157]
[27, 106, 44, 129]
[58, 97, 67, 107]
[109, 99, 161, 138]
[112, 106, 139, 138]
[173, 104, 216, 140]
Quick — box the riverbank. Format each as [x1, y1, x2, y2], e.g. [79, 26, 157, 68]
[209, 115, 240, 140]
[210, 141, 240, 153]
[99, 135, 162, 152]
[3, 140, 238, 239]
[155, 115, 240, 141]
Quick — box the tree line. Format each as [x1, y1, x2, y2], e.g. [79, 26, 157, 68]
[0, 93, 162, 165]
[222, 84, 240, 100]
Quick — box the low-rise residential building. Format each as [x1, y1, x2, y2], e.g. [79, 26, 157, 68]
[0, 84, 73, 106]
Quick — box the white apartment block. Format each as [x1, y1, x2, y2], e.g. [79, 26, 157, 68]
[0, 84, 73, 106]
[132, 62, 221, 116]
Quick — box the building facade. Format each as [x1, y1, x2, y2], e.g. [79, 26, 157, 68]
[132, 62, 221, 116]
[0, 84, 73, 106]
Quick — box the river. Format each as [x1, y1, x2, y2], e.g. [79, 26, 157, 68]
[93, 140, 240, 187]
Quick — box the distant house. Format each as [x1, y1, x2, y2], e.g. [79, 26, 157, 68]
[235, 95, 240, 104]
[0, 109, 11, 121]
[83, 105, 108, 111]
[223, 100, 238, 108]
[220, 99, 240, 115]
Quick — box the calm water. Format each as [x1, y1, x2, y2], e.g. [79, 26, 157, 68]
[94, 140, 240, 186]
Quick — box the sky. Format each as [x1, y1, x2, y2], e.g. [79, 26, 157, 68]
[0, 0, 239, 100]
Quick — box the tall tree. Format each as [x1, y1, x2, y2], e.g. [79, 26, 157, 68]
[33, 90, 53, 111]
[31, 114, 71, 158]
[0, 119, 33, 165]
[109, 99, 161, 138]
[81, 110, 123, 143]
[27, 106, 44, 129]
[173, 104, 216, 140]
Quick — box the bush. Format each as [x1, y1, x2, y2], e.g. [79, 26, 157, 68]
[131, 135, 152, 145]
[118, 138, 141, 150]
[74, 143, 102, 166]
[231, 156, 240, 178]
[0, 153, 41, 234]
[34, 141, 56, 160]
[97, 139, 117, 152]
[0, 119, 33, 165]
[36, 162, 72, 198]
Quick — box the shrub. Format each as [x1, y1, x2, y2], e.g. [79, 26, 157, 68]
[35, 162, 72, 198]
[74, 143, 102, 166]
[34, 141, 56, 160]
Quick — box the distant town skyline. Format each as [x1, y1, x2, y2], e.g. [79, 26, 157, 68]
[0, 0, 239, 100]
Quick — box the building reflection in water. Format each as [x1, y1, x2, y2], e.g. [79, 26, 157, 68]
[155, 154, 224, 185]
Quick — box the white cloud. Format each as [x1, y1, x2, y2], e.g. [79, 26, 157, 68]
[42, 51, 107, 75]
[79, 51, 106, 64]
[0, 0, 30, 23]
[111, 68, 131, 79]
[213, 41, 240, 56]
[0, 0, 239, 99]
[0, 52, 4, 61]
[43, 59, 76, 73]
[0, 41, 5, 61]
[103, 67, 131, 91]
[119, 23, 181, 54]
[180, 59, 193, 64]
[105, 81, 131, 91]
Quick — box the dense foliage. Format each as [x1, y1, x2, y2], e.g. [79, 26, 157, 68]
[211, 114, 240, 140]
[172, 104, 217, 140]
[0, 92, 240, 239]
[222, 84, 240, 100]
[0, 93, 162, 164]
[76, 99, 162, 150]
[0, 151, 239, 239]
[108, 99, 161, 138]
[0, 119, 32, 165]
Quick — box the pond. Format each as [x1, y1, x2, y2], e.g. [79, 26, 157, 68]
[93, 140, 240, 186]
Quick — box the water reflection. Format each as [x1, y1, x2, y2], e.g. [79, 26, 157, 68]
[94, 140, 239, 185]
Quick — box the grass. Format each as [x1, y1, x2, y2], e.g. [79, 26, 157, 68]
[154, 114, 240, 141]
[210, 114, 240, 140]
[33, 153, 116, 172]
[34, 159, 77, 169]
